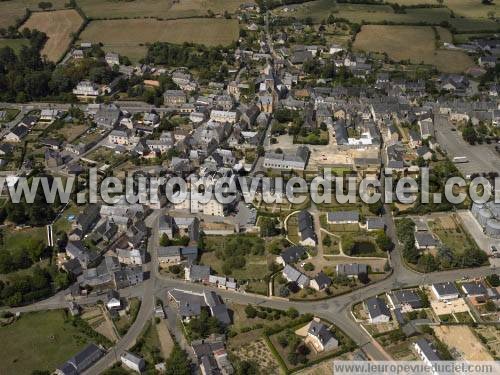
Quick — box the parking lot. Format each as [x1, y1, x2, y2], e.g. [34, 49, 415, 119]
[434, 114, 500, 177]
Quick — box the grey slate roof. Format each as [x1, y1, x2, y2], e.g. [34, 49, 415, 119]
[308, 320, 338, 347]
[366, 217, 386, 230]
[336, 263, 367, 276]
[365, 297, 391, 319]
[327, 210, 359, 223]
[415, 338, 441, 361]
[389, 289, 422, 309]
[280, 246, 307, 264]
[415, 231, 439, 247]
[461, 281, 487, 296]
[432, 282, 459, 297]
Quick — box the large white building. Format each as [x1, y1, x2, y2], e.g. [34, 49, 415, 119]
[210, 110, 238, 124]
[73, 80, 101, 98]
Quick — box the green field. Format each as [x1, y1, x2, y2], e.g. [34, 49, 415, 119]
[0, 310, 97, 375]
[79, 18, 239, 62]
[0, 39, 29, 54]
[354, 25, 474, 73]
[77, 0, 252, 19]
[273, 0, 499, 32]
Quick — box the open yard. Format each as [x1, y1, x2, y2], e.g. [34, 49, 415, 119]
[200, 251, 271, 281]
[433, 325, 494, 361]
[353, 25, 474, 73]
[0, 0, 68, 28]
[79, 18, 239, 61]
[21, 9, 84, 62]
[228, 337, 281, 374]
[0, 310, 100, 375]
[77, 0, 252, 19]
[428, 215, 478, 254]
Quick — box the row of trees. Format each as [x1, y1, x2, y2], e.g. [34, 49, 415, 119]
[0, 264, 71, 306]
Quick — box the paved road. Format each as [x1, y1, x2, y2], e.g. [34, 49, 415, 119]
[82, 211, 160, 375]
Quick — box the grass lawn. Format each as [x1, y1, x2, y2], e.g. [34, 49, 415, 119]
[1, 225, 47, 253]
[113, 298, 141, 336]
[53, 204, 81, 234]
[353, 25, 474, 73]
[0, 107, 20, 122]
[131, 320, 163, 366]
[0, 310, 98, 375]
[428, 216, 478, 254]
[85, 146, 127, 167]
[200, 251, 270, 280]
[0, 39, 29, 54]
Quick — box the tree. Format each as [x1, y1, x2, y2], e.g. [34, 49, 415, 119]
[487, 274, 500, 287]
[462, 125, 478, 145]
[375, 231, 393, 251]
[303, 262, 314, 271]
[286, 307, 299, 319]
[165, 343, 190, 375]
[485, 300, 497, 312]
[159, 233, 170, 246]
[244, 304, 257, 318]
[322, 235, 332, 247]
[38, 2, 53, 10]
[368, 201, 383, 215]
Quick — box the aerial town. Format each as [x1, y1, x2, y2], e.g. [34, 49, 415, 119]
[0, 0, 499, 374]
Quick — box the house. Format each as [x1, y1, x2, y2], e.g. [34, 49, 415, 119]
[297, 210, 317, 246]
[75, 204, 101, 235]
[108, 129, 130, 145]
[366, 217, 385, 231]
[461, 281, 487, 297]
[55, 344, 104, 375]
[306, 318, 338, 352]
[40, 109, 61, 122]
[327, 210, 359, 225]
[335, 263, 367, 279]
[121, 351, 145, 373]
[282, 264, 310, 289]
[208, 275, 237, 290]
[431, 282, 459, 300]
[204, 290, 231, 325]
[263, 146, 309, 171]
[163, 90, 186, 106]
[277, 246, 307, 265]
[414, 231, 439, 250]
[210, 110, 238, 124]
[185, 264, 211, 282]
[387, 289, 423, 311]
[365, 297, 391, 323]
[73, 80, 101, 98]
[310, 271, 332, 291]
[106, 289, 121, 310]
[66, 240, 96, 269]
[414, 338, 441, 369]
[416, 146, 433, 161]
[92, 104, 121, 129]
[105, 52, 120, 66]
[5, 125, 29, 142]
[157, 246, 182, 265]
